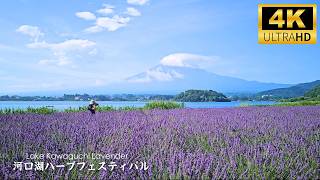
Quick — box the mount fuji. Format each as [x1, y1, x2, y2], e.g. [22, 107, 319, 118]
[100, 65, 291, 94]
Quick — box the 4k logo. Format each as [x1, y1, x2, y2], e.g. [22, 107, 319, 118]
[258, 4, 317, 44]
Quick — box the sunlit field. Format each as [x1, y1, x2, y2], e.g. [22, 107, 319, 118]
[1, 106, 319, 179]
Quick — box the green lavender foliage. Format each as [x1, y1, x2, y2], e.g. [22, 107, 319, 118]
[0, 101, 183, 115]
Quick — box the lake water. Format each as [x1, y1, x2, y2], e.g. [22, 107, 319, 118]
[0, 101, 276, 110]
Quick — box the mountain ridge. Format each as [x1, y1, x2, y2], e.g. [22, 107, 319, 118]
[257, 80, 320, 98]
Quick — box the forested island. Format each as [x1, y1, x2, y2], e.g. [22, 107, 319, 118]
[174, 90, 230, 102]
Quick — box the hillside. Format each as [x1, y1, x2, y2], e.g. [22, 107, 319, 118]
[305, 85, 320, 98]
[174, 89, 230, 102]
[257, 80, 320, 99]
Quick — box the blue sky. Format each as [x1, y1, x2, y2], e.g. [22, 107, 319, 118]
[0, 0, 319, 94]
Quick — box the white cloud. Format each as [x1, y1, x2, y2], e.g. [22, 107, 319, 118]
[28, 39, 95, 51]
[127, 0, 149, 6]
[160, 53, 219, 69]
[84, 26, 104, 33]
[86, 15, 130, 32]
[38, 57, 72, 66]
[125, 7, 141, 16]
[97, 4, 114, 15]
[75, 12, 96, 20]
[128, 53, 219, 83]
[16, 25, 44, 42]
[28, 39, 96, 66]
[78, 3, 142, 33]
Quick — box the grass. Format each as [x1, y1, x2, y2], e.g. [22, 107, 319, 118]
[240, 100, 320, 107]
[0, 106, 57, 115]
[2, 100, 319, 115]
[0, 101, 184, 115]
[273, 100, 320, 107]
[144, 101, 184, 110]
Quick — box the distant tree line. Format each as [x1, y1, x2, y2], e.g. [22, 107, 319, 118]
[0, 90, 232, 102]
[0, 94, 175, 101]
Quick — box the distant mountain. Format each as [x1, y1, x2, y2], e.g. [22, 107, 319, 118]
[103, 65, 291, 94]
[257, 80, 320, 98]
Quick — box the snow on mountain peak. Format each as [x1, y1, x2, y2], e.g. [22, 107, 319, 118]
[127, 65, 184, 83]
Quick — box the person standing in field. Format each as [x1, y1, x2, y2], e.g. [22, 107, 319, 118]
[88, 100, 99, 114]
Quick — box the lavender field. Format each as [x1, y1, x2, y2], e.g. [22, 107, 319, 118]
[0, 106, 319, 179]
